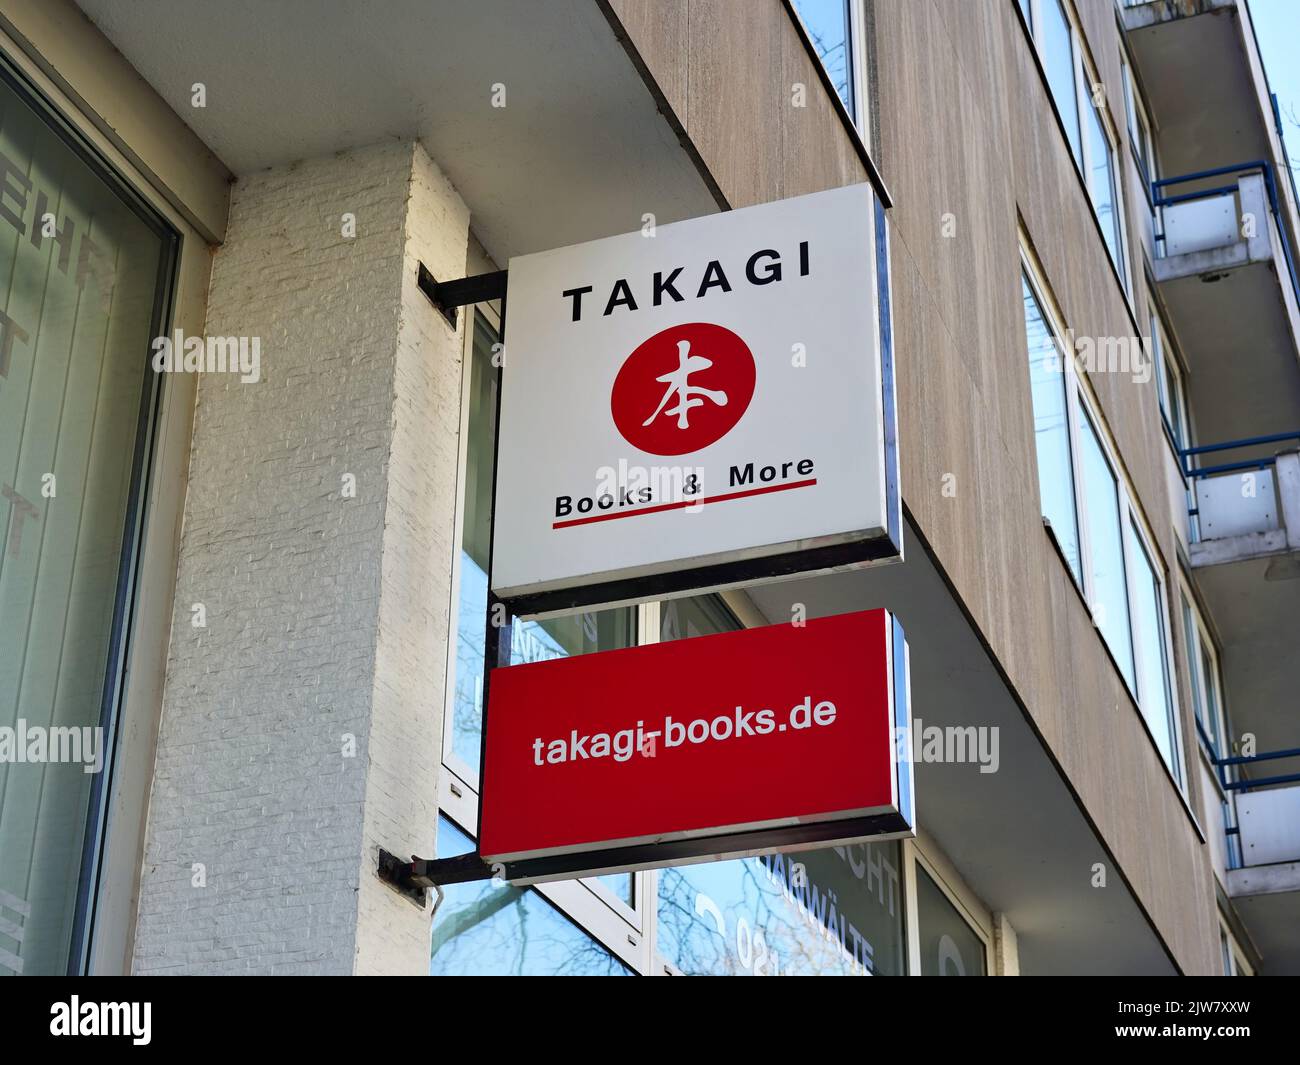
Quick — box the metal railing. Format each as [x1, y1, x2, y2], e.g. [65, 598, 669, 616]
[1179, 430, 1300, 481]
[1152, 160, 1300, 311]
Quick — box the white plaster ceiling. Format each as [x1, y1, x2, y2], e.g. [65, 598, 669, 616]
[75, 0, 720, 261]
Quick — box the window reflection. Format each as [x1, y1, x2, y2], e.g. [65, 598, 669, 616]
[794, 0, 855, 115]
[448, 313, 636, 778]
[656, 594, 906, 976]
[658, 841, 906, 975]
[430, 818, 631, 976]
[1022, 275, 1081, 582]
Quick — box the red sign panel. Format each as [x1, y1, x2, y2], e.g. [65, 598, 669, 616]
[479, 609, 912, 867]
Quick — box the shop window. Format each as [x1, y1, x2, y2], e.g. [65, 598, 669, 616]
[430, 817, 631, 976]
[0, 61, 176, 975]
[657, 838, 906, 976]
[444, 311, 635, 784]
[915, 866, 987, 976]
[442, 307, 639, 921]
[654, 594, 907, 976]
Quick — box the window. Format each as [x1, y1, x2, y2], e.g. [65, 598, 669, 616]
[1018, 0, 1033, 34]
[1127, 522, 1180, 778]
[792, 0, 868, 132]
[655, 595, 908, 976]
[1022, 0, 1130, 291]
[1120, 53, 1157, 188]
[657, 838, 907, 976]
[440, 306, 644, 946]
[904, 845, 992, 976]
[430, 817, 632, 976]
[1022, 274, 1082, 580]
[1149, 300, 1190, 452]
[1181, 587, 1229, 763]
[1041, 0, 1082, 161]
[915, 867, 987, 976]
[1078, 408, 1136, 688]
[443, 311, 636, 784]
[0, 61, 177, 975]
[1083, 93, 1126, 289]
[1021, 248, 1184, 787]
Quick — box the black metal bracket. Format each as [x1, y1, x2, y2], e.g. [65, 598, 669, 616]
[416, 264, 508, 329]
[378, 848, 495, 903]
[379, 810, 912, 893]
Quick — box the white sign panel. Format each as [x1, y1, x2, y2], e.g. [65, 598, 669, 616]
[493, 183, 899, 615]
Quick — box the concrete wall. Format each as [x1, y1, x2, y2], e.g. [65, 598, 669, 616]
[608, 0, 1220, 973]
[131, 141, 467, 974]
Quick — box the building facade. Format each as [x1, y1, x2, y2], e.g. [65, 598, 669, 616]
[0, 0, 1295, 976]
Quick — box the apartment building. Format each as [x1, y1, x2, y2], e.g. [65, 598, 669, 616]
[0, 0, 1294, 976]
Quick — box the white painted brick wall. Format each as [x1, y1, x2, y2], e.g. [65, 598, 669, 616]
[132, 140, 468, 975]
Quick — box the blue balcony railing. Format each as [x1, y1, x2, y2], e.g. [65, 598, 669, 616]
[1152, 159, 1300, 311]
[1179, 430, 1300, 481]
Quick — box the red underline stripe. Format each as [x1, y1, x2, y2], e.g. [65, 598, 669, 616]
[552, 478, 818, 529]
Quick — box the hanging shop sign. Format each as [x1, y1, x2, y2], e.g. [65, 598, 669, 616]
[492, 182, 900, 616]
[478, 608, 913, 874]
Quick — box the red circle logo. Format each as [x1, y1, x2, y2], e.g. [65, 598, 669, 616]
[610, 322, 756, 456]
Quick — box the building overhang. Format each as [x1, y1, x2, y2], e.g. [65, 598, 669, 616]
[73, 0, 721, 263]
[741, 517, 1180, 974]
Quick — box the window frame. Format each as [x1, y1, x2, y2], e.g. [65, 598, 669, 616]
[1180, 577, 1230, 768]
[1022, 0, 1133, 301]
[0, 35, 200, 977]
[1123, 512, 1184, 784]
[437, 298, 654, 960]
[790, 0, 872, 143]
[1020, 242, 1187, 790]
[1148, 292, 1192, 455]
[903, 836, 994, 977]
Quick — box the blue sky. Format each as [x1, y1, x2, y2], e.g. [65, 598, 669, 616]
[1250, 0, 1300, 178]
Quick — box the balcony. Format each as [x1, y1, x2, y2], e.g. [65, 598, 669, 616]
[1202, 737, 1300, 974]
[1182, 434, 1300, 568]
[1121, 2, 1290, 196]
[1183, 436, 1300, 973]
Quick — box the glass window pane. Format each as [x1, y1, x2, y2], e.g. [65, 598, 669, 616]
[1085, 98, 1125, 285]
[655, 594, 906, 975]
[793, 0, 854, 115]
[1078, 412, 1135, 689]
[657, 841, 906, 975]
[916, 867, 986, 976]
[1181, 595, 1212, 746]
[1201, 644, 1224, 754]
[1022, 276, 1081, 581]
[447, 313, 635, 778]
[660, 594, 740, 643]
[0, 71, 173, 975]
[430, 818, 631, 975]
[1043, 0, 1082, 163]
[1127, 524, 1178, 778]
